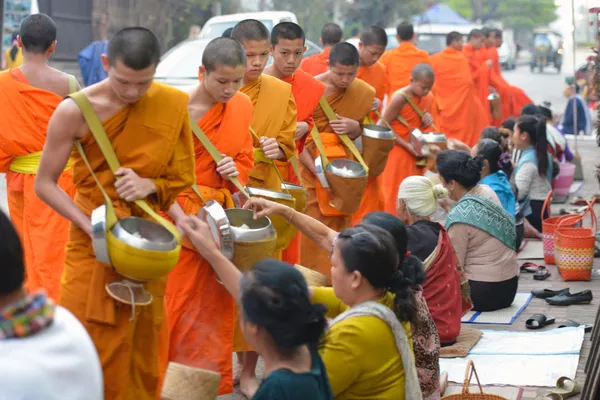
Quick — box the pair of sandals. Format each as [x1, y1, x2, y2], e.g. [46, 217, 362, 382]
[525, 314, 593, 331]
[536, 377, 581, 399]
[520, 262, 551, 280]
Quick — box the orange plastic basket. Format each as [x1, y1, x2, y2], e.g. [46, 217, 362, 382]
[555, 201, 597, 281]
[441, 361, 508, 400]
[541, 191, 583, 264]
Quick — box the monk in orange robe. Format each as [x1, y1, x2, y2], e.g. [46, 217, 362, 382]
[493, 28, 533, 116]
[351, 26, 389, 225]
[380, 21, 430, 101]
[230, 19, 297, 398]
[301, 43, 375, 277]
[164, 38, 254, 396]
[481, 28, 512, 126]
[463, 29, 492, 126]
[35, 28, 195, 400]
[430, 31, 487, 148]
[299, 23, 343, 76]
[0, 14, 78, 301]
[264, 22, 325, 265]
[379, 64, 436, 215]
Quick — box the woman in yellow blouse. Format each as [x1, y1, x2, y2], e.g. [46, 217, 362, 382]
[2, 33, 24, 70]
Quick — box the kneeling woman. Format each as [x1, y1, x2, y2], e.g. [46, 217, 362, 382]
[436, 150, 519, 312]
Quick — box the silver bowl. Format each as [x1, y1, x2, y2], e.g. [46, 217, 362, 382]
[112, 217, 178, 251]
[225, 208, 276, 242]
[281, 182, 303, 191]
[246, 186, 293, 201]
[488, 92, 500, 101]
[91, 205, 110, 264]
[315, 155, 330, 188]
[363, 124, 395, 139]
[198, 200, 234, 259]
[410, 128, 447, 154]
[326, 159, 368, 179]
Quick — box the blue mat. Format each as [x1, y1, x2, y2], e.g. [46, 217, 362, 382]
[461, 293, 533, 325]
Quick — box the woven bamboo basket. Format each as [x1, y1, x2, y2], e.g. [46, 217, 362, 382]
[541, 191, 583, 264]
[161, 362, 221, 400]
[441, 361, 508, 400]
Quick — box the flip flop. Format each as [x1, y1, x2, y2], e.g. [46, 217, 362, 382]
[520, 262, 539, 273]
[534, 265, 551, 280]
[549, 377, 581, 398]
[558, 320, 593, 332]
[526, 314, 555, 330]
[569, 196, 587, 206]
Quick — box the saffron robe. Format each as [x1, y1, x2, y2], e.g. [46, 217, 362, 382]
[280, 70, 325, 265]
[463, 44, 492, 126]
[299, 47, 331, 77]
[350, 63, 388, 225]
[480, 45, 511, 126]
[380, 42, 430, 101]
[0, 69, 76, 301]
[165, 92, 253, 396]
[59, 83, 195, 400]
[301, 78, 375, 279]
[430, 47, 487, 148]
[382, 91, 436, 214]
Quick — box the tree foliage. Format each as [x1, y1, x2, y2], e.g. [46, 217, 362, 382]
[445, 0, 558, 30]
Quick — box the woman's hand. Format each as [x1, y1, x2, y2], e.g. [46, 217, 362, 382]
[243, 197, 292, 220]
[179, 215, 222, 261]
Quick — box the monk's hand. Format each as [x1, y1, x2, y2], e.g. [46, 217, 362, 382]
[371, 98, 381, 111]
[330, 114, 361, 139]
[179, 215, 221, 260]
[216, 154, 239, 180]
[114, 168, 157, 202]
[260, 137, 285, 160]
[406, 143, 422, 158]
[243, 197, 285, 219]
[295, 121, 309, 140]
[421, 112, 434, 128]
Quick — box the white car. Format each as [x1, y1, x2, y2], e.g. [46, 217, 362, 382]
[199, 11, 298, 39]
[155, 37, 322, 90]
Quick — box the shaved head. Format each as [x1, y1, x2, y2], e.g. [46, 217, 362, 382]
[107, 27, 161, 70]
[19, 13, 56, 53]
[468, 29, 484, 41]
[202, 37, 246, 72]
[222, 27, 233, 38]
[481, 27, 494, 38]
[396, 21, 414, 41]
[321, 23, 343, 46]
[411, 63, 434, 81]
[271, 22, 305, 46]
[360, 26, 388, 47]
[447, 31, 462, 46]
[329, 42, 360, 67]
[231, 19, 270, 43]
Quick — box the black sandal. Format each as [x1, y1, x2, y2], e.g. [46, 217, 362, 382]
[526, 314, 556, 329]
[558, 320, 593, 332]
[534, 265, 551, 280]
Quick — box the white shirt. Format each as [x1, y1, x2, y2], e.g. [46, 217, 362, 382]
[0, 306, 103, 400]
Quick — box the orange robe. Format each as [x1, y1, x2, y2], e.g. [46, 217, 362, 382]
[301, 79, 375, 278]
[481, 45, 511, 126]
[0, 69, 75, 301]
[380, 42, 430, 101]
[59, 83, 195, 400]
[382, 91, 435, 214]
[430, 47, 487, 148]
[350, 63, 388, 226]
[299, 47, 331, 77]
[488, 45, 533, 116]
[165, 92, 253, 396]
[281, 70, 325, 265]
[463, 44, 492, 126]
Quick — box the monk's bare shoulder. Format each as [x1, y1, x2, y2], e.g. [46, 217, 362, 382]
[49, 97, 87, 139]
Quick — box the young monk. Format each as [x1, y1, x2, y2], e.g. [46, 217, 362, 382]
[34, 27, 195, 400]
[493, 28, 533, 116]
[164, 37, 254, 396]
[430, 31, 487, 148]
[230, 19, 297, 397]
[299, 23, 343, 76]
[463, 29, 492, 126]
[481, 27, 511, 126]
[379, 64, 436, 215]
[350, 26, 388, 226]
[264, 22, 326, 265]
[380, 21, 429, 101]
[0, 13, 79, 301]
[300, 42, 375, 277]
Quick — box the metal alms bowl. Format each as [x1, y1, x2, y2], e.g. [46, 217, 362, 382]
[326, 159, 368, 179]
[363, 124, 395, 140]
[225, 208, 276, 242]
[281, 182, 303, 191]
[198, 200, 234, 259]
[410, 128, 447, 154]
[91, 205, 110, 264]
[488, 92, 500, 101]
[112, 217, 178, 251]
[246, 186, 293, 201]
[315, 155, 330, 188]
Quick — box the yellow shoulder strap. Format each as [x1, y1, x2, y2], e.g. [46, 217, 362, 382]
[67, 75, 78, 94]
[68, 92, 181, 242]
[247, 125, 290, 194]
[399, 92, 438, 131]
[317, 97, 369, 174]
[310, 125, 329, 167]
[189, 117, 249, 199]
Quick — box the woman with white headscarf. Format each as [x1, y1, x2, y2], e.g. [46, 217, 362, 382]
[397, 176, 472, 346]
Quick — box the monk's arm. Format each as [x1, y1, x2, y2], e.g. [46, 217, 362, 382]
[151, 116, 196, 210]
[299, 148, 317, 175]
[35, 100, 92, 236]
[378, 94, 413, 150]
[276, 94, 298, 161]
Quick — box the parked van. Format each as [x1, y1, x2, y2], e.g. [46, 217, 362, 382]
[199, 11, 298, 39]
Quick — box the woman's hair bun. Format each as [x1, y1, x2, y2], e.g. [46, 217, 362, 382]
[432, 184, 448, 200]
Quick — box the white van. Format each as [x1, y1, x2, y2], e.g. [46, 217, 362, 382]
[199, 11, 298, 39]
